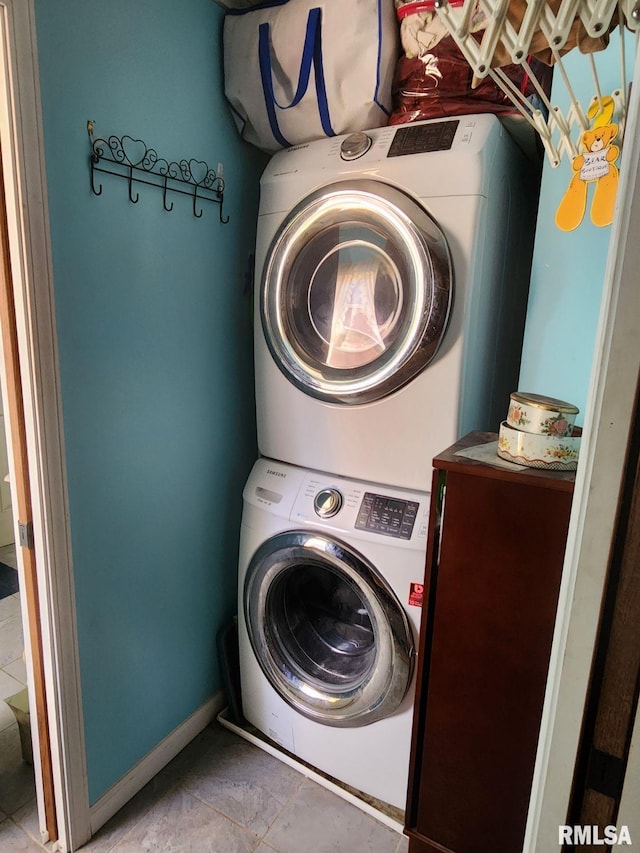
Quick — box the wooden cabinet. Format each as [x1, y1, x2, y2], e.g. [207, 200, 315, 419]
[405, 432, 575, 853]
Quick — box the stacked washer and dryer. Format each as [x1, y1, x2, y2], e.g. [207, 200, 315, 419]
[236, 115, 536, 813]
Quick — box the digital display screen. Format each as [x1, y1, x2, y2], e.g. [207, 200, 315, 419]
[386, 499, 407, 513]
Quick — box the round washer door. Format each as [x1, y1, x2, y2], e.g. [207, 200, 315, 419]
[261, 180, 452, 404]
[244, 530, 415, 728]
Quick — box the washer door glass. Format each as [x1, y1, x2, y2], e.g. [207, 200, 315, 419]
[261, 180, 452, 404]
[244, 531, 415, 727]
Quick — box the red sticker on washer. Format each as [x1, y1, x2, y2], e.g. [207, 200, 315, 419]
[409, 582, 424, 607]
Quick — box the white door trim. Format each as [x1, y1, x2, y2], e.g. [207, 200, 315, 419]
[524, 38, 640, 852]
[0, 1, 90, 849]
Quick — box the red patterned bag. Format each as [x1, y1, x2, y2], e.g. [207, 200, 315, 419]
[390, 36, 552, 125]
[390, 1, 552, 125]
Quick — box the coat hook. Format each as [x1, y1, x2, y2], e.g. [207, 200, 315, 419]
[128, 166, 139, 204]
[89, 158, 103, 196]
[162, 175, 174, 212]
[87, 122, 229, 221]
[193, 185, 203, 218]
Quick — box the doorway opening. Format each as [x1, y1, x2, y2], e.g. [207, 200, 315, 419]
[0, 1, 90, 851]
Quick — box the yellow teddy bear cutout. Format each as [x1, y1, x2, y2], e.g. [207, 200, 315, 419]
[555, 100, 620, 232]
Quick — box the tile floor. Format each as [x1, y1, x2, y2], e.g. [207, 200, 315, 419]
[0, 548, 410, 852]
[1, 541, 42, 850]
[0, 543, 26, 743]
[88, 723, 410, 853]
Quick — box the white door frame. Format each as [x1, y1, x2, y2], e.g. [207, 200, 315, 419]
[0, 1, 90, 850]
[525, 37, 640, 853]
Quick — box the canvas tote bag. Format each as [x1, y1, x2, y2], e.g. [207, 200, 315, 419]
[223, 0, 399, 153]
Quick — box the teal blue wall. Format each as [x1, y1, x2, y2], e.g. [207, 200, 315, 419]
[518, 32, 632, 424]
[34, 0, 266, 803]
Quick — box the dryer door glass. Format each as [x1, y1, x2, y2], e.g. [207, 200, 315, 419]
[261, 180, 452, 404]
[244, 530, 415, 727]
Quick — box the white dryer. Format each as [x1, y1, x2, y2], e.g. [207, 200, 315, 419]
[238, 457, 430, 810]
[254, 114, 536, 490]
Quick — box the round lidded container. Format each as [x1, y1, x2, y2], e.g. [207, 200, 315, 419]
[507, 392, 579, 437]
[497, 420, 581, 470]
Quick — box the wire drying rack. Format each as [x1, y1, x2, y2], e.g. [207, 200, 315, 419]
[426, 0, 640, 165]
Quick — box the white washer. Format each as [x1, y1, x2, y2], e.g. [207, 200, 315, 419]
[254, 114, 536, 490]
[238, 457, 430, 810]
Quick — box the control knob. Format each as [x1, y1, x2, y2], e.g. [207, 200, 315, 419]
[314, 488, 343, 518]
[340, 132, 372, 161]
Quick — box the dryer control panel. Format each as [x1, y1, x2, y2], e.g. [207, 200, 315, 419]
[387, 119, 459, 158]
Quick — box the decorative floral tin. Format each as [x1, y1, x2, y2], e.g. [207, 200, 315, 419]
[507, 391, 579, 437]
[498, 420, 581, 471]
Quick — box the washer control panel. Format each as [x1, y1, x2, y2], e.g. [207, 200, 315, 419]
[314, 487, 343, 518]
[289, 470, 429, 546]
[355, 493, 419, 540]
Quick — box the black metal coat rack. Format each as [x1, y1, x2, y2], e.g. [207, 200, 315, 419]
[87, 121, 229, 223]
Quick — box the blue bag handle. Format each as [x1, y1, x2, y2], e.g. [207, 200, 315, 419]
[258, 6, 335, 148]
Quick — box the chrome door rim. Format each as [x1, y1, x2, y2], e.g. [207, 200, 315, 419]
[261, 180, 452, 404]
[244, 530, 415, 727]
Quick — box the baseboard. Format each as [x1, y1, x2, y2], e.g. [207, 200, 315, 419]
[89, 691, 225, 835]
